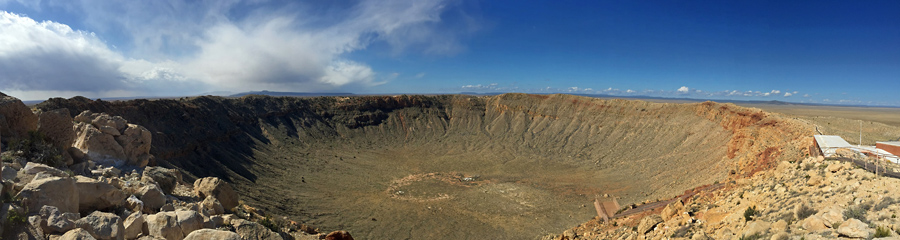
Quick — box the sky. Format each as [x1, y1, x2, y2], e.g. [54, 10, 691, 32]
[1, 1, 899, 106]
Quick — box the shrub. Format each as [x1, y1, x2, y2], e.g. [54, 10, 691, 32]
[8, 131, 64, 167]
[258, 216, 280, 233]
[744, 206, 759, 221]
[6, 208, 26, 225]
[874, 226, 891, 238]
[795, 203, 817, 220]
[843, 205, 868, 223]
[872, 197, 894, 211]
[739, 233, 763, 240]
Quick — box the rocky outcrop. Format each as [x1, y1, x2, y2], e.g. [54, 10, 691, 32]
[146, 211, 183, 240]
[837, 218, 870, 238]
[74, 211, 125, 240]
[193, 177, 239, 211]
[73, 111, 152, 168]
[0, 93, 38, 144]
[184, 229, 240, 240]
[37, 108, 76, 165]
[199, 196, 224, 216]
[60, 228, 99, 240]
[123, 212, 145, 239]
[174, 210, 203, 237]
[37, 205, 79, 234]
[138, 184, 166, 213]
[636, 214, 662, 234]
[142, 167, 182, 195]
[233, 219, 282, 240]
[76, 175, 128, 213]
[16, 176, 78, 214]
[2, 92, 334, 240]
[551, 157, 900, 240]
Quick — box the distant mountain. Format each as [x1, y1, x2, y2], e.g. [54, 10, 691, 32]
[230, 90, 354, 97]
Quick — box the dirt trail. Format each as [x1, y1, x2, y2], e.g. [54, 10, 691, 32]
[614, 183, 725, 218]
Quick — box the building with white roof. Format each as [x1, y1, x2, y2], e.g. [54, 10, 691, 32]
[813, 135, 853, 157]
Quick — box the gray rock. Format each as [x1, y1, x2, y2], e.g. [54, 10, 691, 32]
[200, 196, 225, 216]
[742, 221, 771, 237]
[115, 124, 152, 168]
[123, 212, 145, 240]
[233, 219, 282, 240]
[146, 212, 183, 240]
[142, 167, 182, 194]
[60, 228, 99, 240]
[138, 184, 166, 213]
[175, 210, 203, 237]
[38, 205, 79, 234]
[75, 176, 127, 213]
[74, 211, 125, 240]
[2, 165, 19, 181]
[637, 214, 663, 234]
[125, 195, 144, 212]
[73, 122, 126, 167]
[837, 218, 871, 238]
[37, 108, 75, 165]
[22, 162, 68, 177]
[16, 176, 79, 214]
[193, 177, 240, 211]
[184, 229, 241, 240]
[0, 94, 39, 143]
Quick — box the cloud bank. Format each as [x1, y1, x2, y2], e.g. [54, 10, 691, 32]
[0, 0, 469, 99]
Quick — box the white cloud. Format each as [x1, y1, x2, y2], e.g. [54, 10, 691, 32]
[0, 0, 469, 99]
[0, 11, 204, 97]
[803, 94, 811, 97]
[677, 86, 689, 93]
[784, 92, 793, 97]
[626, 89, 635, 93]
[414, 72, 426, 79]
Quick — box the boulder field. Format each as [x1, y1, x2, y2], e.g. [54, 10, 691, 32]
[0, 93, 343, 240]
[548, 156, 900, 240]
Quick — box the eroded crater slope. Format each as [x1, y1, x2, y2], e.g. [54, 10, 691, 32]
[37, 93, 813, 239]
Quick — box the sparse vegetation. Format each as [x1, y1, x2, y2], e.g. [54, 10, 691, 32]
[739, 233, 763, 240]
[874, 226, 891, 238]
[744, 206, 759, 221]
[795, 203, 817, 220]
[6, 208, 26, 225]
[1, 192, 14, 203]
[7, 130, 64, 167]
[872, 196, 894, 211]
[258, 215, 280, 233]
[843, 205, 868, 223]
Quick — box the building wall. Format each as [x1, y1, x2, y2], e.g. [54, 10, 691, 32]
[876, 143, 900, 157]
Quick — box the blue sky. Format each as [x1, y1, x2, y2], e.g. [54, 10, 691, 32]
[1, 1, 899, 106]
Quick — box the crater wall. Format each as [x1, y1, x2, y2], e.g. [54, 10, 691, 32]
[36, 93, 814, 239]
